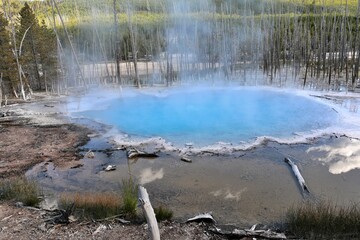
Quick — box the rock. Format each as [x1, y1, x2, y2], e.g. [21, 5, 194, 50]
[38, 223, 47, 232]
[104, 165, 116, 171]
[93, 224, 107, 235]
[85, 150, 95, 158]
[15, 202, 24, 208]
[181, 156, 192, 163]
[68, 215, 77, 223]
[40, 197, 59, 211]
[70, 163, 84, 169]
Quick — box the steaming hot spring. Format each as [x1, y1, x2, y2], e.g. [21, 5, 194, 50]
[70, 87, 343, 149]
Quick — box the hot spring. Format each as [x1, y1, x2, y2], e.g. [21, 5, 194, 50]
[71, 87, 339, 147]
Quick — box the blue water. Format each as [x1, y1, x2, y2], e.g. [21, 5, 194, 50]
[75, 88, 339, 146]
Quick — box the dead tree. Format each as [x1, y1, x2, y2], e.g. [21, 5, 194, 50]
[127, 6, 140, 88]
[0, 73, 3, 106]
[51, 0, 86, 88]
[113, 0, 122, 85]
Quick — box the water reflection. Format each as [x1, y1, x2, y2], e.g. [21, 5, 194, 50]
[307, 139, 360, 174]
[139, 168, 164, 184]
[210, 188, 248, 202]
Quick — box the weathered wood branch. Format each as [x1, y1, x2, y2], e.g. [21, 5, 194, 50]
[138, 186, 160, 240]
[127, 148, 158, 159]
[284, 157, 310, 194]
[209, 224, 287, 239]
[186, 212, 215, 223]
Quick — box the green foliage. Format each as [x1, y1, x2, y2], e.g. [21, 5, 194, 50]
[17, 2, 58, 91]
[121, 178, 138, 218]
[0, 13, 18, 95]
[0, 177, 40, 207]
[59, 192, 122, 220]
[154, 206, 173, 222]
[286, 200, 360, 239]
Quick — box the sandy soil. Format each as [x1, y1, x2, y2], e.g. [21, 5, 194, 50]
[0, 94, 224, 239]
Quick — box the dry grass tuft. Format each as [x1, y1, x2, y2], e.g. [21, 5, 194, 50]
[0, 177, 40, 206]
[286, 200, 360, 239]
[60, 192, 122, 220]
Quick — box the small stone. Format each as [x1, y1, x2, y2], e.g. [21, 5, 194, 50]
[104, 165, 116, 171]
[15, 202, 24, 208]
[38, 223, 47, 232]
[85, 151, 95, 158]
[181, 156, 192, 163]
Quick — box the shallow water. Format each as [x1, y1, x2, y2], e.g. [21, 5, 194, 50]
[27, 135, 360, 226]
[72, 87, 339, 147]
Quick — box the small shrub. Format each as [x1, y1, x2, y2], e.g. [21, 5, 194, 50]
[59, 192, 122, 220]
[286, 200, 360, 239]
[0, 177, 40, 206]
[154, 206, 173, 222]
[121, 179, 138, 218]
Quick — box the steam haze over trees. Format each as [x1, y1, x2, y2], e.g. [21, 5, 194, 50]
[1, 0, 360, 102]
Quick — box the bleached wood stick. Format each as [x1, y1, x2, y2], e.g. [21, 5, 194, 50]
[284, 157, 310, 193]
[138, 186, 160, 240]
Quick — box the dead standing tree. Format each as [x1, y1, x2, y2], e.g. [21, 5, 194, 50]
[113, 0, 122, 85]
[126, 4, 141, 88]
[51, 0, 86, 88]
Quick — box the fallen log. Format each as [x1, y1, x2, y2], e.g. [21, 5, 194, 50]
[284, 157, 310, 194]
[186, 212, 216, 224]
[127, 148, 158, 159]
[181, 156, 192, 163]
[209, 224, 286, 239]
[138, 186, 160, 240]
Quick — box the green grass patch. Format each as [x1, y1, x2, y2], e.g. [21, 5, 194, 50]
[121, 179, 138, 218]
[154, 205, 173, 222]
[59, 192, 122, 220]
[286, 200, 360, 239]
[0, 177, 40, 206]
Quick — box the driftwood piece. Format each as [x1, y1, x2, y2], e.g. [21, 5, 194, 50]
[186, 212, 216, 224]
[209, 224, 286, 239]
[127, 148, 158, 159]
[284, 157, 310, 194]
[138, 186, 160, 240]
[181, 156, 192, 163]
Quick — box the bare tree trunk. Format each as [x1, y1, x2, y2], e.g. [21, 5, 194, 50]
[0, 73, 3, 107]
[353, 1, 360, 88]
[113, 0, 122, 85]
[127, 9, 140, 88]
[3, 0, 26, 100]
[138, 186, 160, 240]
[51, 0, 86, 88]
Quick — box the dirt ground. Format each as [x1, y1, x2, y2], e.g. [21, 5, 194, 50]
[0, 202, 220, 240]
[0, 124, 91, 178]
[0, 96, 225, 240]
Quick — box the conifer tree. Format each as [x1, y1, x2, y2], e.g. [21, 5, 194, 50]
[37, 19, 58, 90]
[0, 12, 17, 101]
[17, 2, 41, 90]
[17, 3, 57, 91]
